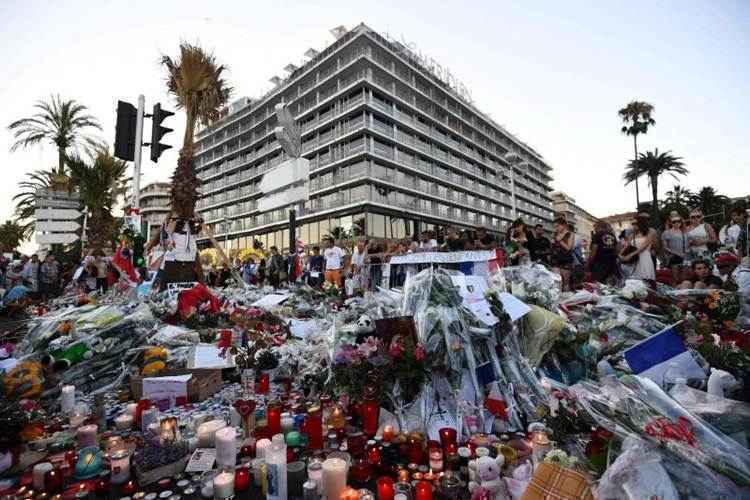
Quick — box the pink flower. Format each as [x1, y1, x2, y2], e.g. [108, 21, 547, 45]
[388, 338, 403, 358]
[415, 343, 425, 361]
[358, 336, 381, 358]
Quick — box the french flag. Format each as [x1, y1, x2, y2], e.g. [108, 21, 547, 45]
[623, 324, 705, 385]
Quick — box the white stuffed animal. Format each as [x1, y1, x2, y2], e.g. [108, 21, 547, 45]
[468, 455, 507, 498]
[356, 314, 375, 334]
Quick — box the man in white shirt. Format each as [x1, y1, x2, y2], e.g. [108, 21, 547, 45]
[323, 237, 346, 286]
[418, 231, 438, 251]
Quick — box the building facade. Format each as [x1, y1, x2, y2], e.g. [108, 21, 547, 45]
[551, 191, 598, 242]
[140, 182, 171, 241]
[600, 211, 637, 238]
[193, 24, 554, 251]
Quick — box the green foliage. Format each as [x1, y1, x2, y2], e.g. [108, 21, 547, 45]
[0, 221, 26, 252]
[624, 149, 688, 221]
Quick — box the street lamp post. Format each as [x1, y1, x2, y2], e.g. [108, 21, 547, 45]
[503, 152, 523, 220]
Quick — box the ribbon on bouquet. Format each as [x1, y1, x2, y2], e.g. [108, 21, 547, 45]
[645, 416, 696, 446]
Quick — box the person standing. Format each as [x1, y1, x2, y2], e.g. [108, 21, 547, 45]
[267, 246, 284, 288]
[661, 214, 688, 285]
[323, 237, 346, 286]
[350, 238, 368, 293]
[418, 231, 439, 251]
[473, 226, 497, 250]
[506, 219, 531, 266]
[306, 246, 324, 287]
[686, 209, 718, 262]
[550, 218, 575, 291]
[22, 254, 40, 299]
[39, 254, 60, 300]
[621, 213, 657, 281]
[587, 221, 619, 284]
[441, 227, 465, 252]
[528, 224, 551, 265]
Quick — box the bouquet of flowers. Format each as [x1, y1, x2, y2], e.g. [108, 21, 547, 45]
[501, 264, 561, 309]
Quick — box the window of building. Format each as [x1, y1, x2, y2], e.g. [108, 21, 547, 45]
[369, 213, 386, 238]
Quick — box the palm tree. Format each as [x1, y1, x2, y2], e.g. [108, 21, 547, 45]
[689, 186, 729, 223]
[0, 221, 26, 253]
[624, 149, 688, 222]
[161, 43, 232, 218]
[618, 101, 656, 208]
[12, 168, 63, 239]
[665, 184, 693, 208]
[66, 149, 129, 250]
[8, 95, 102, 176]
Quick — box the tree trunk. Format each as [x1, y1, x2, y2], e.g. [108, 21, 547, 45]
[651, 174, 659, 227]
[58, 147, 66, 176]
[183, 110, 196, 153]
[633, 134, 640, 209]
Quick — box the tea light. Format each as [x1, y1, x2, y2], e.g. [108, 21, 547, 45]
[438, 428, 456, 449]
[212, 471, 234, 500]
[376, 477, 394, 500]
[322, 457, 348, 500]
[215, 427, 237, 468]
[382, 425, 395, 443]
[76, 425, 98, 448]
[197, 420, 227, 448]
[122, 480, 137, 495]
[61, 385, 75, 414]
[110, 449, 131, 484]
[33, 463, 54, 490]
[415, 481, 432, 500]
[115, 414, 134, 431]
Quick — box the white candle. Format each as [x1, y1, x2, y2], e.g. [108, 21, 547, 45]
[229, 407, 241, 428]
[32, 462, 54, 490]
[215, 427, 237, 468]
[77, 424, 98, 448]
[266, 441, 287, 500]
[280, 412, 294, 433]
[197, 420, 227, 448]
[110, 450, 131, 484]
[61, 385, 75, 414]
[115, 414, 134, 430]
[212, 471, 234, 499]
[256, 438, 271, 459]
[321, 457, 348, 500]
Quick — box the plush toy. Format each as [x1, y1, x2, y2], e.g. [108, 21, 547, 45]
[468, 455, 507, 498]
[356, 314, 375, 334]
[2, 361, 44, 399]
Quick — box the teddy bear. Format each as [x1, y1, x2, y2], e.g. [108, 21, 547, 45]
[468, 454, 508, 499]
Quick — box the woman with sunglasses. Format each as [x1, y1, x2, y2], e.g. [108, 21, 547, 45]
[661, 214, 688, 285]
[686, 209, 718, 262]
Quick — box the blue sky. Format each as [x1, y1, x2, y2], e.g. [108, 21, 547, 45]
[1, 0, 748, 251]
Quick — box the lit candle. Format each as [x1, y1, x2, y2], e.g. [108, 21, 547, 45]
[376, 477, 394, 500]
[110, 449, 131, 484]
[340, 487, 359, 500]
[255, 438, 271, 459]
[328, 405, 345, 430]
[61, 385, 75, 414]
[33, 463, 54, 490]
[322, 457, 348, 500]
[382, 425, 395, 443]
[234, 466, 250, 492]
[415, 481, 432, 500]
[307, 459, 323, 494]
[438, 428, 457, 449]
[114, 414, 133, 430]
[212, 471, 234, 500]
[428, 449, 443, 472]
[281, 412, 294, 433]
[197, 420, 227, 448]
[121, 480, 137, 495]
[215, 427, 237, 468]
[77, 425, 98, 448]
[361, 396, 380, 437]
[267, 404, 282, 436]
[44, 469, 62, 493]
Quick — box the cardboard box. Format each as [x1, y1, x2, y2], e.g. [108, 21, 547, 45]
[130, 368, 222, 403]
[520, 462, 593, 500]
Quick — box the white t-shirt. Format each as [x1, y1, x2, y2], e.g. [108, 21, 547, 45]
[165, 232, 197, 263]
[720, 224, 741, 246]
[419, 239, 438, 250]
[351, 247, 367, 268]
[324, 246, 345, 270]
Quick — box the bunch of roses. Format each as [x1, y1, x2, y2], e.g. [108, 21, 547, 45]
[334, 336, 383, 365]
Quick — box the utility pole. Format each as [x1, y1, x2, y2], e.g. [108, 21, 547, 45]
[132, 94, 145, 210]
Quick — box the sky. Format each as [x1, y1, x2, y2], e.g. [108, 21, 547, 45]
[1, 0, 749, 252]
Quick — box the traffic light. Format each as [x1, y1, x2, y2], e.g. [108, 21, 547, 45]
[114, 100, 137, 161]
[150, 103, 174, 162]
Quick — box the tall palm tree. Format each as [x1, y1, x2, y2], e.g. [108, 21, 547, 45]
[66, 149, 129, 249]
[618, 100, 656, 208]
[689, 186, 729, 223]
[12, 168, 63, 239]
[161, 43, 232, 218]
[0, 221, 26, 253]
[624, 149, 688, 222]
[8, 95, 102, 177]
[664, 184, 693, 211]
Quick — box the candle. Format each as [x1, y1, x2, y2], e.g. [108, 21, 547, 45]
[340, 487, 359, 500]
[44, 469, 62, 493]
[197, 420, 227, 448]
[304, 409, 323, 449]
[256, 438, 271, 459]
[115, 414, 133, 431]
[328, 405, 345, 430]
[428, 449, 443, 472]
[361, 396, 380, 437]
[281, 412, 294, 433]
[382, 425, 395, 443]
[77, 425, 98, 448]
[94, 476, 110, 495]
[438, 428, 457, 449]
[287, 461, 306, 499]
[266, 441, 287, 500]
[122, 480, 137, 495]
[215, 427, 237, 468]
[322, 457, 348, 500]
[140, 407, 159, 433]
[415, 481, 432, 500]
[258, 372, 270, 394]
[267, 404, 282, 436]
[376, 477, 394, 500]
[285, 431, 301, 447]
[303, 480, 320, 500]
[212, 471, 234, 500]
[125, 402, 137, 417]
[350, 457, 371, 485]
[61, 385, 75, 414]
[234, 467, 250, 491]
[251, 458, 266, 489]
[408, 437, 423, 465]
[33, 463, 54, 490]
[110, 449, 131, 484]
[307, 460, 323, 494]
[366, 440, 381, 466]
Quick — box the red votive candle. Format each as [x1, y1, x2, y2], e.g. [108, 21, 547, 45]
[235, 466, 250, 491]
[258, 372, 270, 395]
[438, 428, 457, 449]
[409, 438, 424, 465]
[367, 441, 381, 466]
[254, 425, 271, 441]
[267, 403, 282, 436]
[350, 457, 372, 485]
[361, 398, 380, 437]
[382, 425, 395, 443]
[134, 399, 151, 427]
[44, 469, 63, 493]
[304, 410, 323, 449]
[376, 476, 394, 500]
[415, 481, 433, 500]
[121, 479, 137, 495]
[94, 476, 110, 495]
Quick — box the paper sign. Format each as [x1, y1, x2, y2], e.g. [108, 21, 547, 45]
[185, 448, 217, 472]
[450, 275, 489, 305]
[142, 374, 191, 409]
[289, 319, 318, 339]
[251, 293, 289, 309]
[497, 292, 532, 322]
[468, 301, 499, 326]
[188, 343, 235, 369]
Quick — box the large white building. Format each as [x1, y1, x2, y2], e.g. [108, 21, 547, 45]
[194, 23, 554, 251]
[139, 182, 171, 241]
